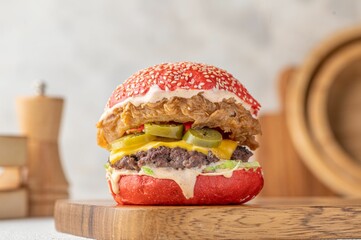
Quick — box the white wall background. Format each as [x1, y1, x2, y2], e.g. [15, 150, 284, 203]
[1, 0, 361, 199]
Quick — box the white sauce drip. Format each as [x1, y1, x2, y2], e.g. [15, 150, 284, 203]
[151, 168, 199, 199]
[99, 85, 254, 121]
[106, 169, 135, 194]
[106, 166, 238, 199]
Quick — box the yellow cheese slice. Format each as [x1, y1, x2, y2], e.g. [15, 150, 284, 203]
[109, 139, 238, 164]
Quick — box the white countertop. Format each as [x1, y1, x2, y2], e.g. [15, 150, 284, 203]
[0, 218, 88, 240]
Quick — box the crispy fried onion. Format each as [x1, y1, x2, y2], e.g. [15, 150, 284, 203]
[97, 93, 261, 150]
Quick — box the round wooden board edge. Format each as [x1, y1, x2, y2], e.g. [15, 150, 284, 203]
[54, 198, 361, 239]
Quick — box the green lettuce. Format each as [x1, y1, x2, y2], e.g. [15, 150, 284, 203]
[203, 160, 260, 173]
[104, 162, 110, 170]
[141, 166, 154, 175]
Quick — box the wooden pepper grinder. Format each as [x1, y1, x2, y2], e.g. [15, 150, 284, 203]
[16, 82, 69, 216]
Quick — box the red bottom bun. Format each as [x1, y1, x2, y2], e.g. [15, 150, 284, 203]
[109, 168, 264, 205]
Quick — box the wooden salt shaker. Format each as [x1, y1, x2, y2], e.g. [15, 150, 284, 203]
[16, 82, 69, 216]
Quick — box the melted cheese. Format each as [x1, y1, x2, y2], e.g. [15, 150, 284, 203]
[109, 139, 238, 164]
[107, 138, 258, 199]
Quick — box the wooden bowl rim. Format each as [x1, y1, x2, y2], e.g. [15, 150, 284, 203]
[286, 26, 361, 196]
[308, 42, 361, 182]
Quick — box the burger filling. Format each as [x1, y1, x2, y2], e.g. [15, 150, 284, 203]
[110, 145, 252, 171]
[106, 122, 258, 173]
[97, 94, 261, 150]
[99, 96, 262, 199]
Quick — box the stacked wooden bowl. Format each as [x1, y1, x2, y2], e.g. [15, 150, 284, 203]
[286, 26, 361, 196]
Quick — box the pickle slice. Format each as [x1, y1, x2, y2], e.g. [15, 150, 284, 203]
[144, 123, 184, 139]
[183, 128, 222, 148]
[110, 133, 156, 150]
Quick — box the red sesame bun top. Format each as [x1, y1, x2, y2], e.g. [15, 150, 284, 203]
[106, 62, 261, 116]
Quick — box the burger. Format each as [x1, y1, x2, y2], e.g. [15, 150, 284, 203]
[97, 62, 263, 205]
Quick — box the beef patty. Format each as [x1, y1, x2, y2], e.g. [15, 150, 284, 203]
[110, 146, 252, 171]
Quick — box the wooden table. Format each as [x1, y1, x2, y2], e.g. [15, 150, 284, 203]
[54, 198, 361, 239]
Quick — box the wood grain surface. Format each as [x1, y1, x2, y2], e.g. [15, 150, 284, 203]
[55, 198, 361, 239]
[0, 188, 28, 219]
[0, 135, 27, 166]
[257, 68, 334, 197]
[0, 166, 22, 191]
[308, 42, 361, 184]
[16, 96, 69, 216]
[285, 26, 361, 196]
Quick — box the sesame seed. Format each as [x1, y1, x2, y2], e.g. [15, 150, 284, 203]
[105, 62, 260, 115]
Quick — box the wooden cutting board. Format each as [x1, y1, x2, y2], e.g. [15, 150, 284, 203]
[54, 198, 361, 239]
